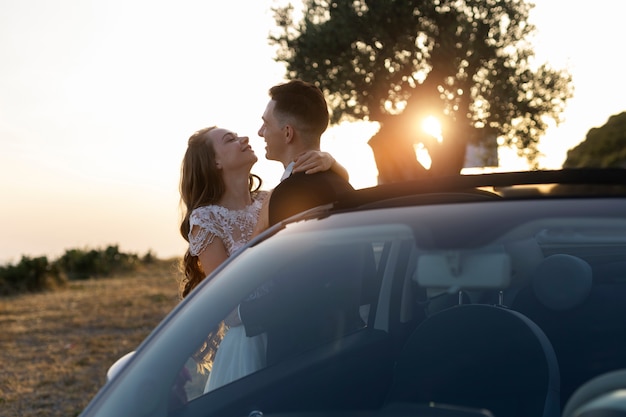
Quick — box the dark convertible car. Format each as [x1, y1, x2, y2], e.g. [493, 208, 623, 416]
[80, 169, 626, 417]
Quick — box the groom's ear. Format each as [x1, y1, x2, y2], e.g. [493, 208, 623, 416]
[283, 124, 295, 143]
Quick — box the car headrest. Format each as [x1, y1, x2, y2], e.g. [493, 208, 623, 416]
[532, 254, 592, 311]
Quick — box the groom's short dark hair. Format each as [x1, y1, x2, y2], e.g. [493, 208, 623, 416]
[268, 79, 329, 139]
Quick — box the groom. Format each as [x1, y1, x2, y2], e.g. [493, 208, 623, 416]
[239, 79, 359, 365]
[259, 79, 355, 226]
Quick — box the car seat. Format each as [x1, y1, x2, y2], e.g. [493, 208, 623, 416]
[510, 254, 626, 407]
[385, 304, 560, 417]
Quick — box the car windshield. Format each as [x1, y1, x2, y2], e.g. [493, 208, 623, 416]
[85, 194, 626, 417]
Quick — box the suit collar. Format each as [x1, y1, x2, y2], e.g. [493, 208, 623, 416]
[280, 161, 295, 182]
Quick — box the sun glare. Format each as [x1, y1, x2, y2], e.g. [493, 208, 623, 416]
[421, 116, 443, 143]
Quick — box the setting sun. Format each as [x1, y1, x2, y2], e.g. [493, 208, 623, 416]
[412, 115, 444, 170]
[421, 116, 443, 143]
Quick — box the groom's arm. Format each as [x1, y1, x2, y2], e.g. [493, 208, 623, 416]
[238, 284, 284, 337]
[239, 276, 317, 337]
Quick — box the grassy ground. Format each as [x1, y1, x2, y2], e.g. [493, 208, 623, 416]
[0, 259, 182, 417]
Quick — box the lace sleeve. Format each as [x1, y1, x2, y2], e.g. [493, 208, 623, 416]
[189, 195, 269, 258]
[189, 225, 217, 257]
[188, 207, 222, 257]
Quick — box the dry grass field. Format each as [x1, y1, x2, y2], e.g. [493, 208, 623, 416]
[0, 259, 182, 417]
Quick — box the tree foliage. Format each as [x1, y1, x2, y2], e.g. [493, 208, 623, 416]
[564, 112, 626, 169]
[270, 0, 573, 182]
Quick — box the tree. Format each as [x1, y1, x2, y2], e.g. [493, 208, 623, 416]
[270, 0, 573, 182]
[564, 112, 626, 168]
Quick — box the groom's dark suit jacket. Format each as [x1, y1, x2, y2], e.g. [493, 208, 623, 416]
[239, 169, 359, 366]
[267, 169, 355, 227]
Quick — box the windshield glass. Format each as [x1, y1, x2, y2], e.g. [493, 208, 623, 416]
[93, 197, 626, 417]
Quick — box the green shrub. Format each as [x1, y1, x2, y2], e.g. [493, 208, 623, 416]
[0, 245, 145, 295]
[0, 256, 66, 296]
[56, 245, 139, 280]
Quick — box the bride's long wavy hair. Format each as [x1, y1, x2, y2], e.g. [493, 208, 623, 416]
[178, 126, 261, 299]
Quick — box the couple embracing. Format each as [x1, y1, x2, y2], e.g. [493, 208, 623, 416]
[178, 79, 355, 391]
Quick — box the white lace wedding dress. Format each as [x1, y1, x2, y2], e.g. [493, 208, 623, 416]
[188, 191, 269, 392]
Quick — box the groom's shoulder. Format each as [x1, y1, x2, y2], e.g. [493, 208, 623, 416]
[268, 171, 353, 225]
[279, 170, 353, 191]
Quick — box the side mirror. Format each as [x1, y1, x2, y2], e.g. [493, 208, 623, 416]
[106, 351, 135, 382]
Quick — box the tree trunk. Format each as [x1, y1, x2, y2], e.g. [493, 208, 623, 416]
[428, 128, 468, 176]
[367, 115, 467, 184]
[367, 119, 427, 184]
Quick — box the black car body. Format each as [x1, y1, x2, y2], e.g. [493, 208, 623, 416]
[80, 169, 626, 417]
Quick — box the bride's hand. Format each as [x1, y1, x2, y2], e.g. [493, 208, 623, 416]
[251, 191, 271, 238]
[292, 150, 334, 174]
[292, 150, 349, 180]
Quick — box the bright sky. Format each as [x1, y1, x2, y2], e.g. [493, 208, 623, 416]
[1, 1, 625, 264]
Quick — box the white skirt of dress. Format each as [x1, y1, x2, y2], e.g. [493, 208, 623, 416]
[204, 325, 267, 392]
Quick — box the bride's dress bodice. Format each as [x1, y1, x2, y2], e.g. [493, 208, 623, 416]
[188, 191, 269, 257]
[187, 191, 270, 392]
